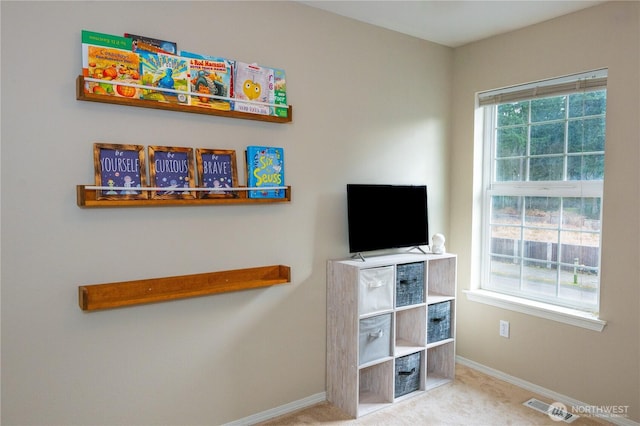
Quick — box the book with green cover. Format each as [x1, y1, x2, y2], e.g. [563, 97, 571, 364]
[271, 67, 287, 118]
[82, 30, 132, 50]
[82, 30, 132, 76]
[81, 30, 140, 97]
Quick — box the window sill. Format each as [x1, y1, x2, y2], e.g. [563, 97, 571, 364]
[464, 289, 606, 332]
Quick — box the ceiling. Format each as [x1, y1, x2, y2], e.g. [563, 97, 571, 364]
[298, 1, 607, 47]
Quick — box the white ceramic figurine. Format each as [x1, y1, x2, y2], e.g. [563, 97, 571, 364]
[432, 233, 446, 254]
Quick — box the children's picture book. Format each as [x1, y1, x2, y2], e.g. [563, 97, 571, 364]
[234, 62, 272, 116]
[271, 67, 288, 118]
[181, 50, 233, 111]
[125, 33, 177, 55]
[82, 30, 132, 75]
[139, 51, 190, 105]
[246, 146, 285, 198]
[82, 31, 141, 98]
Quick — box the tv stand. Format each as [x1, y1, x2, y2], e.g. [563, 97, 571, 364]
[410, 246, 428, 254]
[327, 252, 457, 418]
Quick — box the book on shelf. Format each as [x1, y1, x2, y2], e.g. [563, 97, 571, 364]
[139, 51, 190, 105]
[80, 30, 288, 118]
[233, 62, 273, 116]
[181, 50, 234, 111]
[82, 30, 132, 72]
[124, 33, 177, 55]
[233, 62, 288, 117]
[271, 67, 288, 118]
[246, 146, 285, 199]
[81, 30, 140, 98]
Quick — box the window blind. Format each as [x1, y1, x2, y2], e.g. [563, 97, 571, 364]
[478, 69, 608, 106]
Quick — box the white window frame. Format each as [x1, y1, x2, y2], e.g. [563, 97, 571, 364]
[466, 70, 608, 331]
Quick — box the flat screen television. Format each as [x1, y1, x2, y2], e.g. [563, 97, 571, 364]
[346, 184, 429, 254]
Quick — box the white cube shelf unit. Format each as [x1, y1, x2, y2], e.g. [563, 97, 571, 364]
[327, 252, 457, 418]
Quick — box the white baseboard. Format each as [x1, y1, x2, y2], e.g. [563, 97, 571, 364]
[225, 358, 638, 426]
[456, 356, 639, 426]
[223, 392, 326, 426]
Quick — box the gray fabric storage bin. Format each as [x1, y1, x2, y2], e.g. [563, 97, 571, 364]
[395, 262, 425, 307]
[394, 351, 421, 397]
[359, 313, 392, 365]
[427, 301, 451, 343]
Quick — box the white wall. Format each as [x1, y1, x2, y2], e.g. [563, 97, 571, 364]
[0, 1, 452, 424]
[450, 1, 639, 422]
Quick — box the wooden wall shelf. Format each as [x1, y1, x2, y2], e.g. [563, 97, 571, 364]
[79, 265, 291, 311]
[76, 76, 293, 123]
[76, 185, 291, 208]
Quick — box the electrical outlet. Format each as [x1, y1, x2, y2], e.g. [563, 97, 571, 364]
[499, 320, 510, 338]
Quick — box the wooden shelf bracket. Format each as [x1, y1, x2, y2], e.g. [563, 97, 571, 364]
[79, 265, 291, 311]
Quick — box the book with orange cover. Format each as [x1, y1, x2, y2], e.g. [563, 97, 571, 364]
[81, 30, 140, 98]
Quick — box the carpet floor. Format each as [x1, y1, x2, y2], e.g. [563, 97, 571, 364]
[257, 363, 612, 425]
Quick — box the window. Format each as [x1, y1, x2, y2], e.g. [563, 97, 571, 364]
[477, 70, 607, 315]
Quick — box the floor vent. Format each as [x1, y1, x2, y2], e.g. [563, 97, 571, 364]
[523, 398, 579, 423]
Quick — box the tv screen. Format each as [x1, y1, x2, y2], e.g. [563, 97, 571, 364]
[346, 184, 429, 254]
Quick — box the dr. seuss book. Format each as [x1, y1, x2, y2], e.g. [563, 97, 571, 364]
[246, 146, 285, 198]
[82, 30, 141, 98]
[139, 51, 189, 105]
[234, 62, 272, 116]
[125, 33, 177, 55]
[181, 50, 233, 111]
